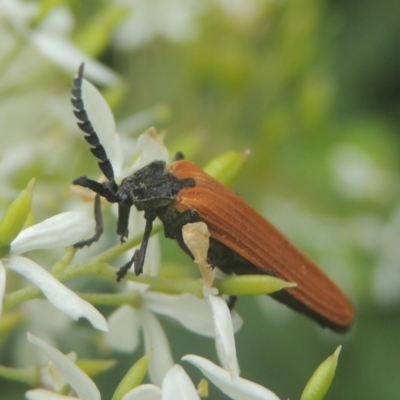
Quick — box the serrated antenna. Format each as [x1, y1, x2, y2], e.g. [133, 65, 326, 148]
[71, 63, 116, 185]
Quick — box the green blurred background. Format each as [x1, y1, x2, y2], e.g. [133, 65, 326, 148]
[1, 0, 400, 398]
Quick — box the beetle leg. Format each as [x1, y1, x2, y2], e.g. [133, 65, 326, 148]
[117, 204, 131, 242]
[116, 214, 155, 281]
[227, 296, 237, 310]
[74, 194, 103, 248]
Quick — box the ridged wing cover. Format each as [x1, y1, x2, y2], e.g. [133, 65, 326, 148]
[169, 160, 354, 330]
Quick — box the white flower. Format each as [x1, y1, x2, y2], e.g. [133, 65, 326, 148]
[372, 205, 400, 306]
[0, 1, 117, 85]
[80, 76, 169, 178]
[0, 0, 38, 33]
[122, 364, 199, 400]
[105, 282, 243, 385]
[183, 355, 280, 400]
[25, 334, 199, 400]
[26, 333, 101, 400]
[0, 212, 108, 332]
[113, 0, 204, 50]
[25, 332, 279, 400]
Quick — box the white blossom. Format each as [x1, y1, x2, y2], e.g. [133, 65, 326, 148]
[113, 0, 204, 50]
[26, 333, 100, 400]
[105, 282, 243, 385]
[183, 354, 280, 400]
[0, 212, 108, 332]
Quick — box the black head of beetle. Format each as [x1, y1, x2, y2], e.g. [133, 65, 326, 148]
[118, 160, 176, 210]
[71, 64, 195, 280]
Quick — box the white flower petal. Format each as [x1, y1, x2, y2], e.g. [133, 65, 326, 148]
[122, 384, 162, 400]
[205, 292, 239, 379]
[0, 0, 38, 33]
[0, 261, 6, 318]
[10, 212, 95, 255]
[113, 1, 201, 50]
[182, 355, 280, 400]
[127, 281, 151, 294]
[27, 333, 101, 400]
[7, 256, 108, 331]
[26, 388, 78, 400]
[105, 305, 140, 352]
[139, 309, 174, 386]
[162, 364, 200, 400]
[81, 78, 123, 177]
[145, 292, 215, 337]
[143, 236, 161, 276]
[127, 129, 169, 174]
[39, 5, 74, 36]
[30, 32, 118, 85]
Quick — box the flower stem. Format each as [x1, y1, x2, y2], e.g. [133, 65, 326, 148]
[0, 365, 40, 386]
[77, 291, 143, 308]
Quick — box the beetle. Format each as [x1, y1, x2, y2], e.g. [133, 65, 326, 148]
[71, 64, 354, 333]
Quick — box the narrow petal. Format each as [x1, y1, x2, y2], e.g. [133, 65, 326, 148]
[139, 309, 174, 386]
[127, 128, 169, 174]
[81, 78, 123, 177]
[182, 355, 280, 400]
[27, 333, 100, 400]
[145, 291, 243, 335]
[30, 32, 118, 85]
[105, 305, 140, 352]
[0, 261, 6, 318]
[205, 292, 239, 379]
[10, 212, 95, 255]
[145, 292, 216, 337]
[26, 388, 79, 400]
[7, 256, 108, 332]
[142, 236, 161, 276]
[162, 365, 200, 400]
[122, 384, 162, 400]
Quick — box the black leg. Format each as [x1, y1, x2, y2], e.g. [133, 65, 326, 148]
[74, 194, 103, 248]
[117, 204, 130, 242]
[227, 296, 238, 311]
[116, 214, 155, 281]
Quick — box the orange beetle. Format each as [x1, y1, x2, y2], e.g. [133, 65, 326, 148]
[71, 64, 354, 333]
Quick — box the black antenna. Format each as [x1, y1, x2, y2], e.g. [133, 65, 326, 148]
[71, 63, 116, 189]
